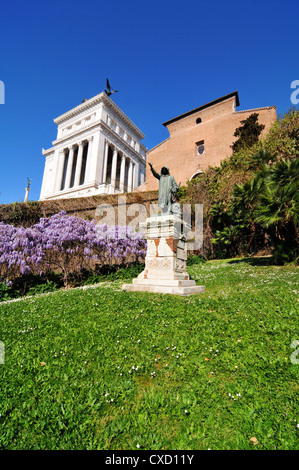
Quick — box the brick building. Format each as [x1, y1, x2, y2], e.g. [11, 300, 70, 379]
[138, 91, 277, 191]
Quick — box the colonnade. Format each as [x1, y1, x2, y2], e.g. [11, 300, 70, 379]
[102, 140, 139, 192]
[57, 138, 92, 192]
[55, 137, 140, 194]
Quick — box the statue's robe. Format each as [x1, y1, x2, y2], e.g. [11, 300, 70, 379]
[150, 165, 179, 213]
[158, 174, 179, 209]
[150, 170, 177, 212]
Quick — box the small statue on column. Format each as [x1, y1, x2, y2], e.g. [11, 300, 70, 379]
[24, 178, 31, 203]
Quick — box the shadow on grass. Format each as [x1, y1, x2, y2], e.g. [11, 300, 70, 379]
[228, 256, 276, 266]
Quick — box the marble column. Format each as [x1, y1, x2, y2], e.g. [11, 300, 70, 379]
[131, 162, 137, 190]
[102, 140, 109, 184]
[134, 162, 140, 188]
[55, 149, 66, 192]
[90, 130, 103, 186]
[119, 154, 126, 192]
[131, 163, 135, 190]
[128, 160, 133, 192]
[65, 145, 75, 189]
[111, 147, 118, 189]
[85, 136, 93, 184]
[74, 141, 84, 187]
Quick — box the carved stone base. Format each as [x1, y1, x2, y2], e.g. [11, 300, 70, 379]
[122, 215, 205, 296]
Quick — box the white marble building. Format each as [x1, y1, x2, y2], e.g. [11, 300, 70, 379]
[40, 92, 147, 200]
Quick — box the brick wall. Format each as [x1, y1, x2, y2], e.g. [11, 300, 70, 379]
[139, 96, 277, 191]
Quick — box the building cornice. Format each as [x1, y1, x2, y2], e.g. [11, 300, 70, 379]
[234, 105, 277, 114]
[52, 121, 102, 146]
[43, 120, 146, 164]
[42, 147, 55, 156]
[100, 122, 147, 164]
[162, 91, 240, 127]
[54, 91, 145, 140]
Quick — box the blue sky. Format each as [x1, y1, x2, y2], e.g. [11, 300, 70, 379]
[0, 0, 297, 204]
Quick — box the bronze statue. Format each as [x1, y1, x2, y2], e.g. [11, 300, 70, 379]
[105, 79, 118, 97]
[148, 163, 180, 214]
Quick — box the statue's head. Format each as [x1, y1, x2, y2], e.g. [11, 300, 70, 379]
[161, 166, 169, 175]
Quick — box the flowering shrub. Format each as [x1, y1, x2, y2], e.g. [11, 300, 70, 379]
[94, 224, 147, 267]
[0, 223, 44, 279]
[0, 211, 146, 286]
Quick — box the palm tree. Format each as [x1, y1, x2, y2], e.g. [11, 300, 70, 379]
[254, 158, 299, 262]
[254, 159, 298, 228]
[229, 173, 265, 254]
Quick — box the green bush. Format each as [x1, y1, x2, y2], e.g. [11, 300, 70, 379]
[0, 282, 15, 301]
[186, 254, 206, 266]
[272, 241, 299, 266]
[83, 263, 145, 285]
[27, 280, 59, 296]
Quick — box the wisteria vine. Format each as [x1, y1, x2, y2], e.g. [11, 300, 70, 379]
[0, 211, 146, 285]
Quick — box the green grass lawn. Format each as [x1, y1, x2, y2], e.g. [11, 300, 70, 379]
[0, 257, 298, 450]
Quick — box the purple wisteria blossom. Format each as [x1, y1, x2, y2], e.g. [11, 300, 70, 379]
[0, 211, 146, 286]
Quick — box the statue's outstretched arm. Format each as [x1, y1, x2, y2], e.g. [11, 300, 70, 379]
[148, 162, 160, 180]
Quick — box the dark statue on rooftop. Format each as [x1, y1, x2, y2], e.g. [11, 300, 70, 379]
[148, 163, 181, 215]
[105, 79, 118, 97]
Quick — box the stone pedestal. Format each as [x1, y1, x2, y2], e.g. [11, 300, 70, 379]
[122, 215, 205, 295]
